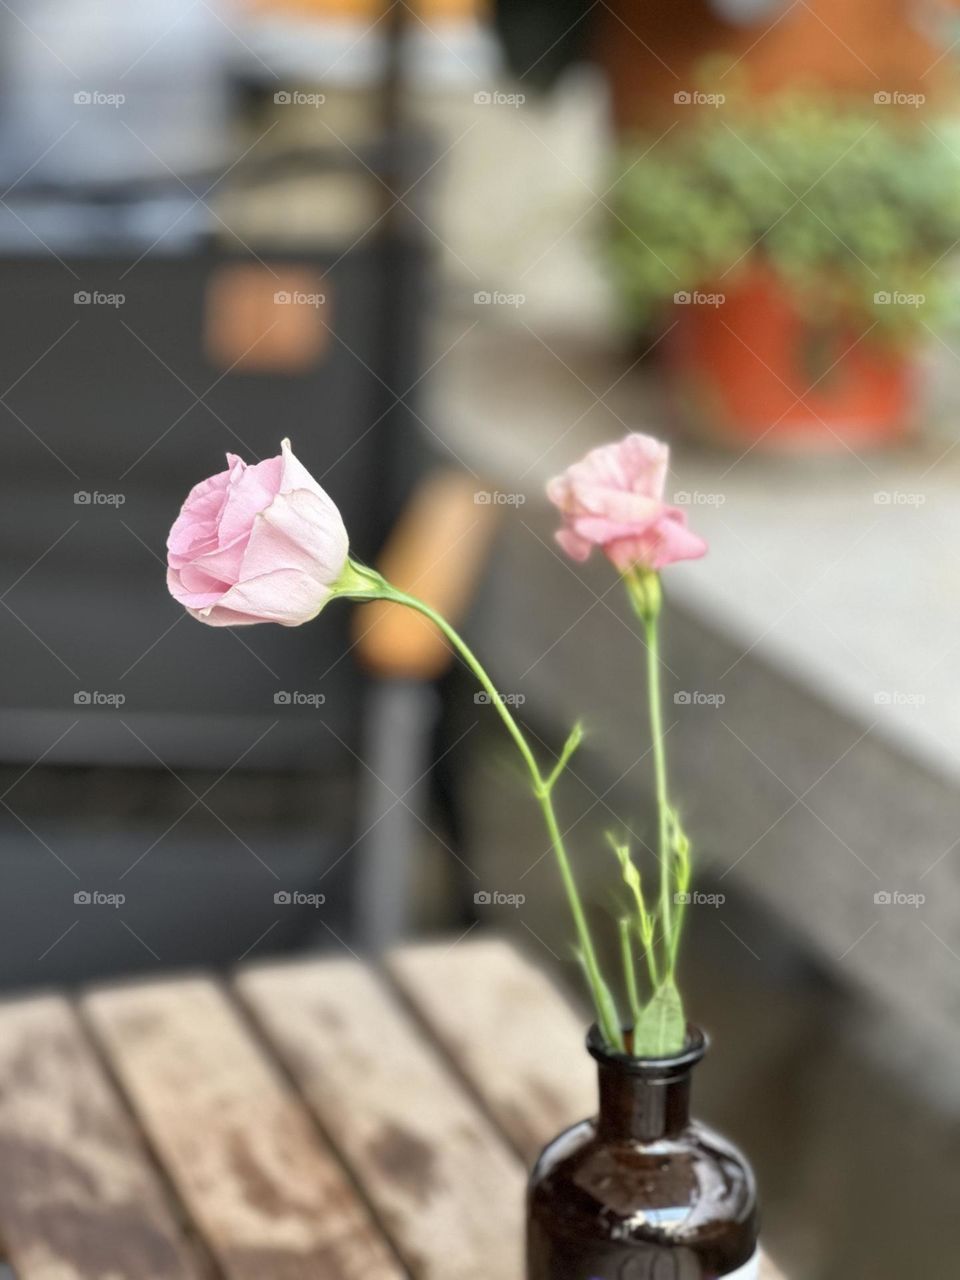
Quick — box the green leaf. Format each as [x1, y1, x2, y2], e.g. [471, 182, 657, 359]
[631, 980, 685, 1058]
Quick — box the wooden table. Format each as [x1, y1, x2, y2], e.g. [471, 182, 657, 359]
[0, 937, 785, 1279]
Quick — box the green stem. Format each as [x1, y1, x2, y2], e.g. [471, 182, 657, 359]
[644, 609, 673, 980]
[666, 809, 691, 972]
[619, 917, 642, 1025]
[609, 835, 661, 991]
[637, 899, 662, 992]
[381, 582, 621, 1049]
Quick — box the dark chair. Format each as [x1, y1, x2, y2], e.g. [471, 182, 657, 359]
[0, 146, 476, 984]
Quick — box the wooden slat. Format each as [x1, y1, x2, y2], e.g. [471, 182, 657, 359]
[83, 977, 402, 1280]
[389, 936, 593, 1165]
[390, 938, 787, 1280]
[237, 957, 525, 1280]
[760, 1251, 785, 1279]
[0, 994, 201, 1280]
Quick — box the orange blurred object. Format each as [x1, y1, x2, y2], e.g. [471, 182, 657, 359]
[665, 266, 915, 451]
[241, 0, 383, 15]
[596, 0, 960, 129]
[204, 264, 329, 373]
[353, 469, 499, 680]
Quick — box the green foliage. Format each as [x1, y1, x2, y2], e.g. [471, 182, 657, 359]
[632, 979, 685, 1058]
[610, 94, 960, 339]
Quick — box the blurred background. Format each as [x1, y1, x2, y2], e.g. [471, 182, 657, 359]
[1, 0, 959, 1275]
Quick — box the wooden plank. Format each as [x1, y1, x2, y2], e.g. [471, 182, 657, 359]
[760, 1253, 785, 1280]
[237, 957, 525, 1280]
[83, 977, 402, 1280]
[390, 938, 788, 1280]
[0, 994, 201, 1280]
[389, 936, 593, 1165]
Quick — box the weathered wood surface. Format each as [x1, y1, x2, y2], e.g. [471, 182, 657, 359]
[0, 938, 788, 1279]
[390, 938, 785, 1280]
[83, 976, 402, 1280]
[389, 937, 595, 1163]
[760, 1249, 785, 1277]
[0, 994, 200, 1280]
[238, 957, 526, 1280]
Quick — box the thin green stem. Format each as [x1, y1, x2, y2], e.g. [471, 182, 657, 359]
[619, 918, 642, 1025]
[643, 933, 662, 991]
[609, 835, 661, 991]
[666, 809, 692, 971]
[381, 583, 621, 1048]
[386, 589, 540, 781]
[644, 611, 673, 979]
[637, 900, 662, 992]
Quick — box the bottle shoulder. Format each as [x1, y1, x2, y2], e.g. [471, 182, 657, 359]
[529, 1115, 757, 1244]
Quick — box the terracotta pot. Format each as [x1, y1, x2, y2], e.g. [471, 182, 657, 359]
[664, 267, 915, 450]
[594, 0, 956, 133]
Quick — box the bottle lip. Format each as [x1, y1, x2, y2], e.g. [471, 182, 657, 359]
[587, 1023, 708, 1076]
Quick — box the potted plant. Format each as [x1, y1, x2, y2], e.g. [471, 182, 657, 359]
[609, 94, 960, 449]
[166, 433, 760, 1276]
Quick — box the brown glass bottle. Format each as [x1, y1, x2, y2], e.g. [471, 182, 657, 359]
[527, 1026, 758, 1280]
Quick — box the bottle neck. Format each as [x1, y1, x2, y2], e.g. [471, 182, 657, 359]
[596, 1060, 695, 1141]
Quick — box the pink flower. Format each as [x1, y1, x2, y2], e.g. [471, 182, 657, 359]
[167, 439, 350, 626]
[547, 434, 707, 573]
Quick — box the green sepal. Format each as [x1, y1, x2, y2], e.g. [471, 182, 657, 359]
[332, 558, 390, 599]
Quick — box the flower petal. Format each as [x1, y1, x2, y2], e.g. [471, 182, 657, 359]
[167, 439, 353, 627]
[166, 462, 237, 566]
[166, 566, 227, 610]
[555, 527, 593, 562]
[240, 488, 349, 587]
[196, 568, 335, 626]
[547, 433, 704, 571]
[605, 508, 708, 572]
[217, 454, 282, 545]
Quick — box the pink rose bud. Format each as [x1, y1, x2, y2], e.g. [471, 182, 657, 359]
[547, 433, 708, 573]
[167, 439, 352, 626]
